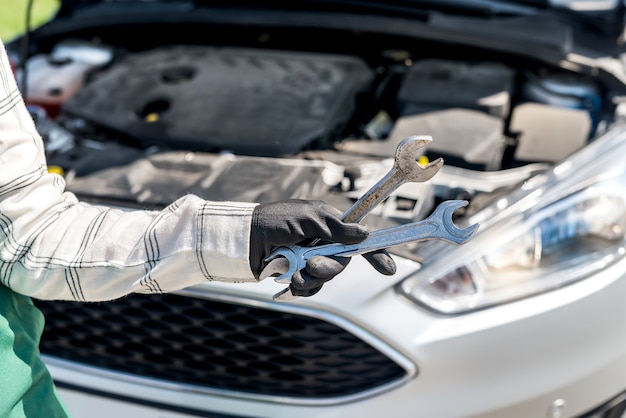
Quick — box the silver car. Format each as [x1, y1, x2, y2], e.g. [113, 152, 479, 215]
[7, 0, 626, 416]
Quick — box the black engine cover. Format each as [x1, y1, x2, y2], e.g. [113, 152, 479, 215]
[64, 46, 373, 156]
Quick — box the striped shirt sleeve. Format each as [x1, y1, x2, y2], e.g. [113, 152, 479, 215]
[0, 39, 257, 302]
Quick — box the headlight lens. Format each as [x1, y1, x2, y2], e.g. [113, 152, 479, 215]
[398, 127, 626, 314]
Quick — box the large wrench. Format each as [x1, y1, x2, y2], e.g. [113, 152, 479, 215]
[341, 135, 443, 223]
[262, 135, 443, 281]
[269, 135, 444, 299]
[272, 200, 478, 299]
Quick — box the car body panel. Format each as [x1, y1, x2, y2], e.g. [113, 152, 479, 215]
[49, 253, 626, 417]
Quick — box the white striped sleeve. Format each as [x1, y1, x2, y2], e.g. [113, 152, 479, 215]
[0, 39, 257, 302]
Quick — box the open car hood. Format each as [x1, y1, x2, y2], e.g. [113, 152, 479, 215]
[56, 0, 624, 19]
[48, 0, 626, 63]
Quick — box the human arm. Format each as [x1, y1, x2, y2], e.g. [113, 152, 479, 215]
[0, 39, 258, 301]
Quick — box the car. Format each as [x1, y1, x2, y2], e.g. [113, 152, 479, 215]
[6, 0, 626, 417]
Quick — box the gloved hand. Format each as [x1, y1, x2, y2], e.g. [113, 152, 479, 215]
[250, 200, 396, 297]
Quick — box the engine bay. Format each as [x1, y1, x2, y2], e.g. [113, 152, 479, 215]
[15, 24, 620, 245]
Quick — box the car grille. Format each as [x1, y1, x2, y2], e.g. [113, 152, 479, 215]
[35, 293, 407, 400]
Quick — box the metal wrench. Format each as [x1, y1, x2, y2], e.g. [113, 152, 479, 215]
[342, 135, 443, 223]
[269, 135, 444, 299]
[272, 200, 478, 298]
[262, 135, 444, 280]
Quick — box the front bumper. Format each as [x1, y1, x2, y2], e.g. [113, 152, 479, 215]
[47, 254, 626, 418]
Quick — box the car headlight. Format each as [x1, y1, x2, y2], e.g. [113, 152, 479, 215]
[397, 126, 626, 314]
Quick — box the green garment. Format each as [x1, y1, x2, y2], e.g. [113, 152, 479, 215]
[0, 285, 70, 417]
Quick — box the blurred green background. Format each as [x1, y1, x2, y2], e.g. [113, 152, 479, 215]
[1, 0, 60, 42]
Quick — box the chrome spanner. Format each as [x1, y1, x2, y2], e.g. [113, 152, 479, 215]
[272, 200, 478, 299]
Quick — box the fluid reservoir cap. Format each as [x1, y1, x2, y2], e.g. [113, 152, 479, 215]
[48, 165, 65, 176]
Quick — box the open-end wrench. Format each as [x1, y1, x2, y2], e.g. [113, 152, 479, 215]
[341, 135, 443, 224]
[272, 200, 478, 300]
[268, 135, 444, 299]
[272, 200, 478, 297]
[261, 135, 444, 281]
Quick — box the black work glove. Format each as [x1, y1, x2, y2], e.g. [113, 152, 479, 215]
[250, 200, 396, 297]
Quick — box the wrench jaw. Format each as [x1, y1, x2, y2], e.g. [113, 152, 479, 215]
[264, 247, 299, 284]
[395, 135, 444, 183]
[396, 135, 433, 155]
[435, 200, 479, 244]
[414, 157, 444, 182]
